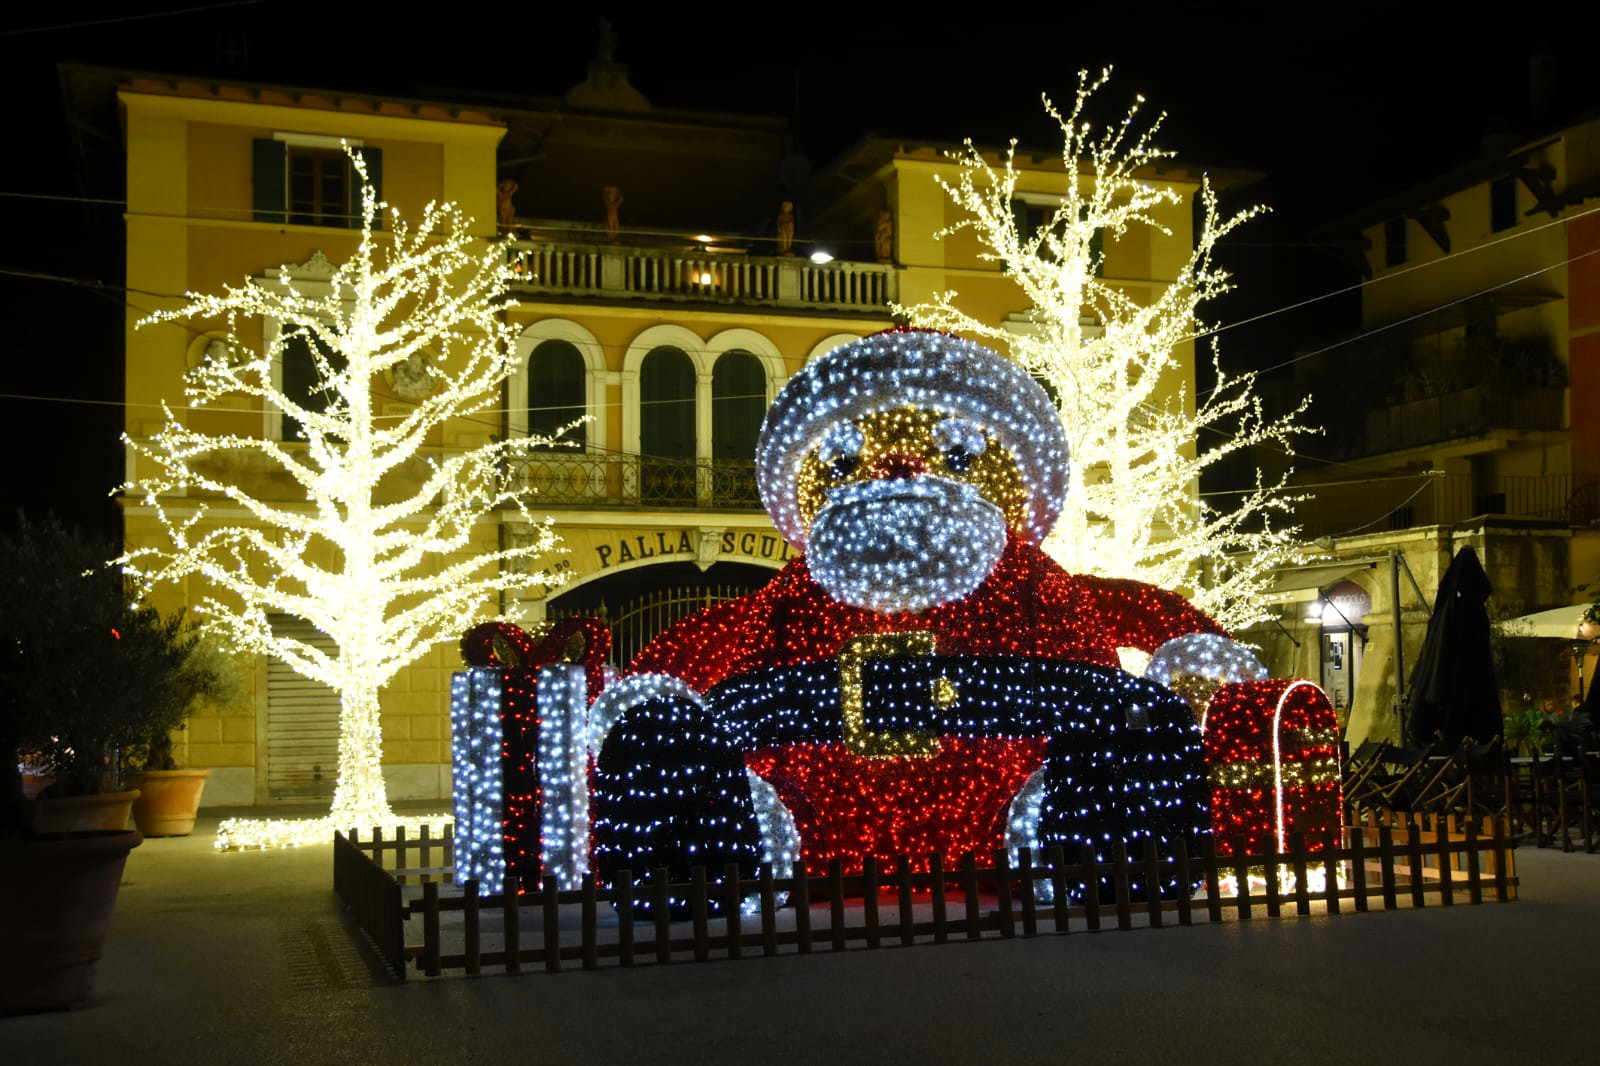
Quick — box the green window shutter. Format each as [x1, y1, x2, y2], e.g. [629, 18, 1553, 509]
[252, 138, 286, 223]
[348, 146, 382, 229]
[639, 346, 697, 504]
[528, 340, 587, 451]
[711, 351, 765, 461]
[640, 347, 696, 459]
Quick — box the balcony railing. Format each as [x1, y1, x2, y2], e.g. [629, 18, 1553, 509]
[1359, 386, 1564, 456]
[501, 451, 761, 510]
[1293, 472, 1599, 540]
[508, 240, 896, 313]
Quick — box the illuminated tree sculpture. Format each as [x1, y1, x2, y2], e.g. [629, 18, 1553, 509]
[119, 155, 566, 847]
[902, 68, 1314, 633]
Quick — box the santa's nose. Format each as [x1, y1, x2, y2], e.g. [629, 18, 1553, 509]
[869, 452, 927, 480]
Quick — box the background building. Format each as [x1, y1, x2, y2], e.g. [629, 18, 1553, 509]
[1254, 112, 1600, 747]
[64, 48, 1218, 808]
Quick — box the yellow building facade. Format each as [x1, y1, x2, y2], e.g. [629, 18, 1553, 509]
[79, 59, 1214, 808]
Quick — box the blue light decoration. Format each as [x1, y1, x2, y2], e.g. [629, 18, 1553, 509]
[449, 329, 1340, 912]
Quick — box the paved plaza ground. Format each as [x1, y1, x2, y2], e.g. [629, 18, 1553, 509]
[6, 807, 1600, 1065]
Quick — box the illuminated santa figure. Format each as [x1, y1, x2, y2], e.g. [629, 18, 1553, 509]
[588, 328, 1309, 909]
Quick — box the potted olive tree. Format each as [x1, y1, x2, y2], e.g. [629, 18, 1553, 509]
[0, 514, 231, 1013]
[123, 626, 246, 836]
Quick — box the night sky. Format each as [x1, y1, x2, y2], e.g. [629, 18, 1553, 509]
[4, 2, 1595, 537]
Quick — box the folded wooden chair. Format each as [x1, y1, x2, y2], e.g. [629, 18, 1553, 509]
[1410, 737, 1474, 815]
[1358, 742, 1438, 814]
[1341, 740, 1390, 809]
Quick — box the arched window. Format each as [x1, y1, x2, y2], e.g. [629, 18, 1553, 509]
[711, 350, 765, 461]
[527, 339, 588, 452]
[639, 346, 696, 503]
[280, 327, 347, 442]
[712, 350, 765, 505]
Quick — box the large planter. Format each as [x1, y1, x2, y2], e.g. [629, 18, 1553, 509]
[32, 789, 140, 835]
[130, 770, 211, 837]
[0, 829, 143, 1014]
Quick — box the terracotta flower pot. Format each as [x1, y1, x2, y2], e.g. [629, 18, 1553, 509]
[32, 789, 140, 835]
[0, 829, 143, 1014]
[130, 769, 211, 837]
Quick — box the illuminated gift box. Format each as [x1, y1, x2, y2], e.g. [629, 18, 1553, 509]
[449, 620, 609, 892]
[1201, 679, 1343, 857]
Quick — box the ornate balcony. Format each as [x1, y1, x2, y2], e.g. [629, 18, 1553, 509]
[507, 239, 895, 314]
[500, 451, 761, 510]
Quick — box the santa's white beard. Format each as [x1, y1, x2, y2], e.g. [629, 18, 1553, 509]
[806, 476, 1008, 614]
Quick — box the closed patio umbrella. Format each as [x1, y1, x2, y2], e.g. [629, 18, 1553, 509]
[1404, 546, 1502, 747]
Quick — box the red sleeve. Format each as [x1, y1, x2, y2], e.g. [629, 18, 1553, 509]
[1080, 575, 1228, 652]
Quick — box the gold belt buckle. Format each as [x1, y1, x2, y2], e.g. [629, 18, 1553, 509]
[839, 632, 954, 758]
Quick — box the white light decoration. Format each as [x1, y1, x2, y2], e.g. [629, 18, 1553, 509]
[898, 68, 1317, 633]
[759, 331, 1067, 552]
[451, 669, 505, 887]
[588, 673, 706, 756]
[1006, 767, 1051, 901]
[1146, 632, 1267, 691]
[536, 665, 590, 889]
[807, 476, 1007, 613]
[118, 150, 566, 848]
[746, 769, 799, 908]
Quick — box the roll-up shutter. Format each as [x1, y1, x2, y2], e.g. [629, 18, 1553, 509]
[266, 615, 340, 799]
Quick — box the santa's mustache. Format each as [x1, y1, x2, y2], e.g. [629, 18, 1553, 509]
[820, 473, 989, 513]
[807, 474, 1008, 613]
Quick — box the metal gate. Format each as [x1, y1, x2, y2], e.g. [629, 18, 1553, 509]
[550, 584, 752, 671]
[266, 614, 340, 800]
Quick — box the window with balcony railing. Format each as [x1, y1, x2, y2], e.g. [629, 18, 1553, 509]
[527, 339, 587, 451]
[711, 350, 764, 507]
[640, 346, 696, 504]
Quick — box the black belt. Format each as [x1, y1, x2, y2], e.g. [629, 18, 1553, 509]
[707, 636, 1198, 758]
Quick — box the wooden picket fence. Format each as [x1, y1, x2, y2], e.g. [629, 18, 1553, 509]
[333, 814, 1517, 981]
[333, 823, 454, 976]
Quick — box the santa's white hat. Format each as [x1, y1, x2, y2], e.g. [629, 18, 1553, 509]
[756, 329, 1068, 549]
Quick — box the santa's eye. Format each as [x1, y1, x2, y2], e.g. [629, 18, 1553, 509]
[932, 417, 986, 474]
[817, 422, 864, 480]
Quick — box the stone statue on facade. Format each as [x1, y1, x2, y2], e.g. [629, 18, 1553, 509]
[776, 201, 796, 256]
[874, 209, 894, 262]
[496, 179, 519, 232]
[602, 186, 623, 243]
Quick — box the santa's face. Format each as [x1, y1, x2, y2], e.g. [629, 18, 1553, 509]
[796, 407, 1029, 613]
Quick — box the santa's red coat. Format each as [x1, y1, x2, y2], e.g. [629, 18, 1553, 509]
[628, 535, 1226, 687]
[623, 536, 1227, 876]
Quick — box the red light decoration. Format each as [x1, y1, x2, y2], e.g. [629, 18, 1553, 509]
[745, 738, 1048, 877]
[1202, 679, 1342, 856]
[620, 536, 1224, 878]
[630, 536, 1224, 689]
